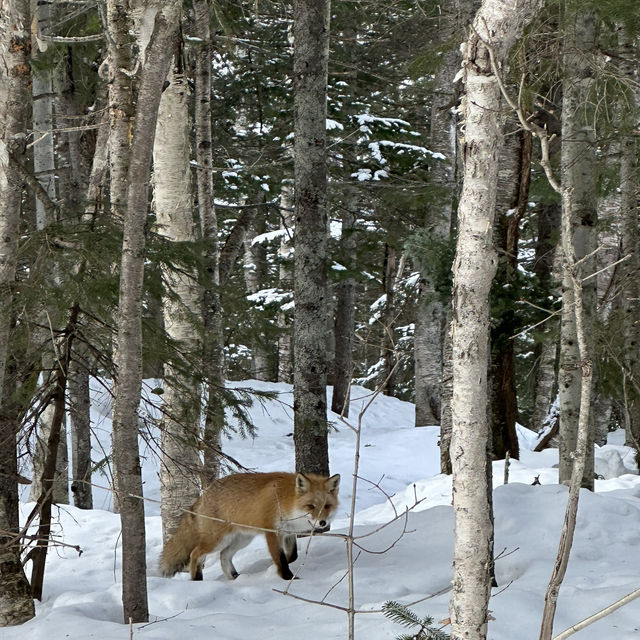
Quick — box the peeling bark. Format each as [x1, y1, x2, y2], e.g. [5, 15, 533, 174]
[450, 2, 543, 638]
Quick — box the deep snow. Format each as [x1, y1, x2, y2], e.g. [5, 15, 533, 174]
[4, 379, 640, 640]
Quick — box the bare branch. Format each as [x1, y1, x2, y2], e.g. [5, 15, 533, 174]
[552, 587, 640, 640]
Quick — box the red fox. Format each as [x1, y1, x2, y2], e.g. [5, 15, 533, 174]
[160, 471, 340, 581]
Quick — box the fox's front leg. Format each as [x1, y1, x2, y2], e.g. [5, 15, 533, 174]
[266, 532, 294, 580]
[281, 534, 298, 563]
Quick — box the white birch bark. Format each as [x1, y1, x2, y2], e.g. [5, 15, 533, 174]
[153, 61, 202, 540]
[450, 2, 542, 638]
[108, 0, 181, 622]
[243, 204, 271, 381]
[277, 185, 294, 383]
[558, 9, 597, 490]
[30, 0, 55, 229]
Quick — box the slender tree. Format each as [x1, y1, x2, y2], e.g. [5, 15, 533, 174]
[277, 185, 295, 384]
[0, 0, 36, 625]
[414, 1, 468, 430]
[108, 0, 181, 623]
[450, 1, 542, 638]
[617, 26, 640, 453]
[331, 208, 357, 417]
[558, 6, 597, 491]
[154, 47, 202, 540]
[292, 0, 331, 475]
[489, 126, 531, 460]
[192, 0, 225, 485]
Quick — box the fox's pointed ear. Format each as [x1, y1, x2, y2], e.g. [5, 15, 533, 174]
[326, 474, 340, 494]
[295, 473, 311, 495]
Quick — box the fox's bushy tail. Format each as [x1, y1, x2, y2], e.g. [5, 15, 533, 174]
[160, 513, 197, 577]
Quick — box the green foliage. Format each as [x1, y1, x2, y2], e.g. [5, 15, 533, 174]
[406, 230, 454, 303]
[382, 601, 450, 640]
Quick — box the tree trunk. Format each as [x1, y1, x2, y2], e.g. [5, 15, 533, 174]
[440, 325, 453, 474]
[29, 307, 78, 601]
[243, 201, 272, 381]
[617, 27, 640, 452]
[153, 54, 202, 540]
[0, 365, 35, 626]
[380, 246, 403, 396]
[450, 2, 542, 638]
[292, 0, 331, 475]
[192, 0, 225, 485]
[331, 208, 356, 417]
[530, 203, 561, 432]
[28, 0, 70, 507]
[108, 0, 181, 623]
[489, 127, 530, 460]
[277, 186, 294, 384]
[558, 8, 597, 491]
[0, 0, 36, 624]
[69, 344, 93, 509]
[31, 0, 56, 230]
[414, 1, 466, 428]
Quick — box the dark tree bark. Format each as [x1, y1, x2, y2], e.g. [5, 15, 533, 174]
[489, 127, 531, 460]
[530, 201, 561, 432]
[69, 345, 93, 509]
[380, 245, 400, 396]
[0, 0, 36, 625]
[331, 209, 357, 417]
[243, 196, 273, 381]
[0, 368, 35, 625]
[292, 0, 331, 475]
[29, 307, 78, 601]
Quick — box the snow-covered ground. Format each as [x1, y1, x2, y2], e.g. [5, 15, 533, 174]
[6, 380, 640, 640]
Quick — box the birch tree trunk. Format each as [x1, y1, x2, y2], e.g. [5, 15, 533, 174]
[293, 0, 331, 475]
[450, 2, 542, 638]
[31, 0, 55, 230]
[154, 56, 202, 540]
[277, 185, 294, 383]
[108, 0, 181, 622]
[193, 0, 225, 484]
[0, 0, 36, 624]
[243, 204, 272, 381]
[558, 8, 597, 491]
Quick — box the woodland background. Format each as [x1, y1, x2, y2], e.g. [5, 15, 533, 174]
[0, 0, 639, 638]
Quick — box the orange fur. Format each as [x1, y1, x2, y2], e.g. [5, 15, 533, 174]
[160, 471, 340, 581]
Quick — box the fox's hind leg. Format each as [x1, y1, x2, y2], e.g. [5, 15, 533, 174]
[189, 532, 224, 581]
[218, 531, 254, 579]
